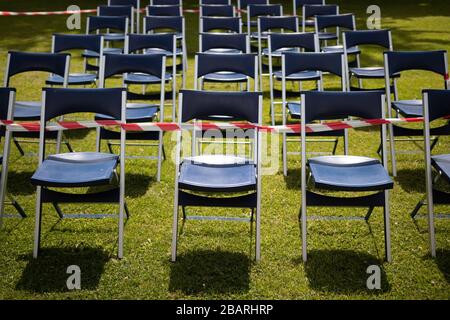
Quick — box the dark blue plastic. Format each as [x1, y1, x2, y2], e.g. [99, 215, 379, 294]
[295, 0, 324, 8]
[53, 34, 103, 54]
[248, 4, 282, 18]
[202, 0, 230, 4]
[6, 51, 69, 79]
[109, 0, 139, 7]
[432, 154, 450, 184]
[201, 17, 241, 33]
[196, 53, 256, 78]
[103, 53, 165, 79]
[144, 16, 183, 33]
[283, 52, 344, 77]
[304, 4, 338, 19]
[259, 16, 298, 32]
[146, 5, 181, 16]
[127, 33, 174, 53]
[270, 32, 317, 52]
[423, 89, 450, 121]
[88, 16, 128, 33]
[385, 50, 447, 76]
[201, 5, 234, 17]
[201, 33, 247, 53]
[344, 29, 391, 49]
[316, 14, 355, 31]
[98, 5, 133, 19]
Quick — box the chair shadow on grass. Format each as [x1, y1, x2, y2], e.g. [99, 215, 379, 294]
[169, 250, 251, 295]
[395, 168, 425, 193]
[5, 171, 36, 195]
[303, 249, 391, 294]
[435, 249, 450, 283]
[15, 247, 109, 293]
[284, 168, 301, 190]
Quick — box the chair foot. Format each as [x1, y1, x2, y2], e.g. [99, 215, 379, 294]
[365, 207, 375, 221]
[411, 199, 425, 219]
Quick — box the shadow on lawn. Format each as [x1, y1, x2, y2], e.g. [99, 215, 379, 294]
[15, 247, 109, 293]
[395, 168, 425, 193]
[169, 250, 251, 295]
[304, 249, 391, 294]
[435, 249, 450, 283]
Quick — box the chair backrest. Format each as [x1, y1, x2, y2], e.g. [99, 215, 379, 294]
[4, 51, 70, 87]
[384, 50, 448, 78]
[144, 15, 183, 33]
[200, 16, 242, 33]
[315, 13, 355, 31]
[151, 0, 182, 5]
[294, 0, 325, 14]
[283, 51, 345, 79]
[238, 0, 268, 11]
[146, 5, 182, 16]
[258, 16, 299, 33]
[195, 53, 258, 91]
[269, 32, 318, 53]
[180, 89, 262, 123]
[0, 88, 15, 129]
[98, 5, 133, 20]
[100, 53, 166, 83]
[109, 0, 139, 8]
[201, 0, 231, 4]
[248, 4, 282, 19]
[303, 4, 338, 19]
[200, 5, 235, 17]
[126, 33, 175, 54]
[200, 33, 249, 53]
[52, 34, 104, 55]
[423, 89, 450, 123]
[344, 29, 392, 50]
[87, 16, 128, 34]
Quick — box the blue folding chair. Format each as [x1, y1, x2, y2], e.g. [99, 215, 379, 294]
[257, 16, 299, 88]
[420, 89, 450, 257]
[98, 5, 135, 34]
[247, 4, 283, 38]
[199, 16, 242, 33]
[293, 0, 325, 22]
[97, 53, 167, 181]
[151, 0, 182, 6]
[201, 0, 231, 4]
[48, 34, 104, 87]
[31, 88, 128, 259]
[109, 0, 141, 34]
[3, 51, 71, 156]
[146, 4, 182, 16]
[0, 88, 26, 222]
[343, 29, 398, 92]
[300, 91, 393, 262]
[384, 50, 449, 176]
[194, 53, 258, 92]
[171, 90, 263, 262]
[144, 16, 187, 88]
[199, 33, 249, 54]
[237, 0, 269, 16]
[315, 13, 359, 55]
[200, 4, 235, 17]
[302, 4, 338, 32]
[267, 32, 319, 125]
[281, 52, 349, 176]
[84, 16, 129, 59]
[126, 33, 178, 120]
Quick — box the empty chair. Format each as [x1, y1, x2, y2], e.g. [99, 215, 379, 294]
[281, 52, 349, 175]
[418, 89, 450, 257]
[126, 33, 178, 120]
[201, 0, 231, 4]
[343, 29, 397, 91]
[146, 4, 182, 16]
[200, 16, 242, 33]
[293, 0, 326, 22]
[0, 88, 26, 222]
[151, 0, 182, 6]
[48, 34, 104, 87]
[384, 50, 449, 176]
[257, 16, 299, 88]
[300, 90, 393, 262]
[199, 32, 249, 54]
[84, 16, 129, 59]
[302, 4, 338, 32]
[3, 51, 71, 155]
[144, 16, 187, 88]
[171, 90, 263, 262]
[238, 0, 269, 15]
[97, 53, 167, 181]
[315, 13, 359, 54]
[109, 0, 141, 34]
[31, 88, 128, 259]
[200, 4, 235, 17]
[267, 32, 319, 125]
[194, 53, 258, 92]
[247, 4, 283, 37]
[98, 5, 134, 34]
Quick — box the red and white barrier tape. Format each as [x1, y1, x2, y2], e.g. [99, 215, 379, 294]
[0, 117, 429, 133]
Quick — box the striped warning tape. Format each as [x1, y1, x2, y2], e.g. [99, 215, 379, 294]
[0, 117, 429, 133]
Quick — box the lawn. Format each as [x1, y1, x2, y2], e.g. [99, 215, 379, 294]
[0, 0, 449, 300]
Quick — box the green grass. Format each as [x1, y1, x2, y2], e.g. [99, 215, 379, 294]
[0, 0, 449, 300]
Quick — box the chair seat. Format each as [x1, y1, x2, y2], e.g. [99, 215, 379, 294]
[31, 152, 119, 187]
[322, 45, 360, 54]
[273, 70, 320, 81]
[303, 19, 315, 27]
[250, 31, 269, 40]
[204, 48, 242, 54]
[178, 155, 256, 192]
[83, 48, 122, 58]
[432, 154, 450, 183]
[308, 155, 393, 191]
[203, 71, 248, 82]
[262, 47, 299, 56]
[104, 33, 125, 41]
[13, 101, 41, 120]
[144, 47, 183, 56]
[46, 73, 97, 85]
[318, 32, 338, 41]
[124, 72, 172, 84]
[350, 67, 401, 79]
[96, 104, 158, 122]
[392, 99, 423, 117]
[287, 102, 301, 119]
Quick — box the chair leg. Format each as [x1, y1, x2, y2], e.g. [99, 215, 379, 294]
[171, 190, 180, 262]
[365, 206, 375, 221]
[255, 191, 261, 262]
[282, 133, 287, 176]
[33, 187, 43, 259]
[301, 191, 307, 262]
[389, 125, 397, 177]
[383, 191, 392, 262]
[411, 197, 425, 219]
[156, 134, 163, 182]
[344, 129, 349, 155]
[96, 127, 101, 152]
[118, 199, 125, 259]
[13, 138, 25, 156]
